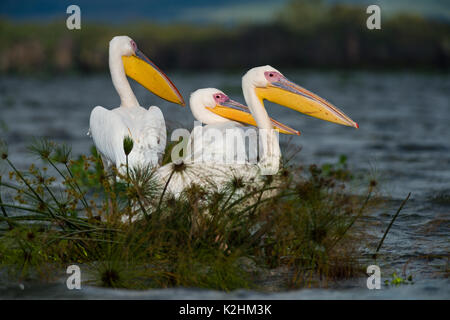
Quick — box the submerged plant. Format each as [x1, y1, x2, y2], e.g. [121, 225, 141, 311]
[0, 138, 380, 290]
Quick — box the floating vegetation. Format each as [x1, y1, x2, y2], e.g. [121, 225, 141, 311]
[384, 272, 414, 286]
[0, 138, 380, 291]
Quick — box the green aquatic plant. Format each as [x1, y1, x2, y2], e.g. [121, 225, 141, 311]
[69, 146, 105, 191]
[0, 138, 379, 291]
[384, 272, 414, 286]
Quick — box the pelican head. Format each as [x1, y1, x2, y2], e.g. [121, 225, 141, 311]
[110, 36, 185, 106]
[243, 65, 358, 128]
[190, 88, 300, 135]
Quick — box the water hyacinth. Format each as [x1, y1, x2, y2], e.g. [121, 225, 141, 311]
[0, 138, 382, 290]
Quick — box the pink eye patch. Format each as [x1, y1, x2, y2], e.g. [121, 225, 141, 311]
[264, 71, 282, 82]
[213, 93, 229, 103]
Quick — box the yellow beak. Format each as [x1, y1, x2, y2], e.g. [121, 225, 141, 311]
[206, 99, 300, 135]
[255, 77, 358, 128]
[122, 50, 185, 106]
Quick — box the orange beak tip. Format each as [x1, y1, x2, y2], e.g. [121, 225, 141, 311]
[355, 123, 359, 129]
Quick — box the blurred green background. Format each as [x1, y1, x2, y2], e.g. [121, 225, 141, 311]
[1, 0, 449, 73]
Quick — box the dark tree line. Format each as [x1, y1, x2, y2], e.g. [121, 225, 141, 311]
[1, 1, 449, 73]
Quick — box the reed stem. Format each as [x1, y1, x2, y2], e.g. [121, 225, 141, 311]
[373, 192, 411, 259]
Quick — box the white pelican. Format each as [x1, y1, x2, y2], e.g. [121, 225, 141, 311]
[89, 36, 185, 175]
[156, 65, 358, 196]
[184, 88, 300, 164]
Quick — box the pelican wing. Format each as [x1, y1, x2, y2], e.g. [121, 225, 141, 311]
[89, 106, 129, 170]
[117, 106, 166, 166]
[90, 106, 167, 172]
[140, 106, 167, 161]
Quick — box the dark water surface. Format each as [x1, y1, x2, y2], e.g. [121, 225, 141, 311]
[0, 71, 449, 299]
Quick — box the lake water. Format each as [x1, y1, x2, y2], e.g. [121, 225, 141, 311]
[0, 71, 449, 299]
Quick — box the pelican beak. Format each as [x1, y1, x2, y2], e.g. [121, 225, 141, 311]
[206, 99, 300, 135]
[122, 49, 185, 106]
[255, 76, 358, 128]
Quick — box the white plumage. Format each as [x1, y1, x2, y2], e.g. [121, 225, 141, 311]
[156, 65, 358, 197]
[90, 105, 166, 173]
[184, 88, 258, 165]
[88, 36, 184, 174]
[156, 69, 283, 197]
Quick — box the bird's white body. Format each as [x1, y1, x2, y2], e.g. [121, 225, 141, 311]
[184, 88, 257, 164]
[89, 36, 171, 174]
[90, 105, 166, 172]
[155, 65, 358, 197]
[185, 123, 258, 165]
[156, 69, 283, 196]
